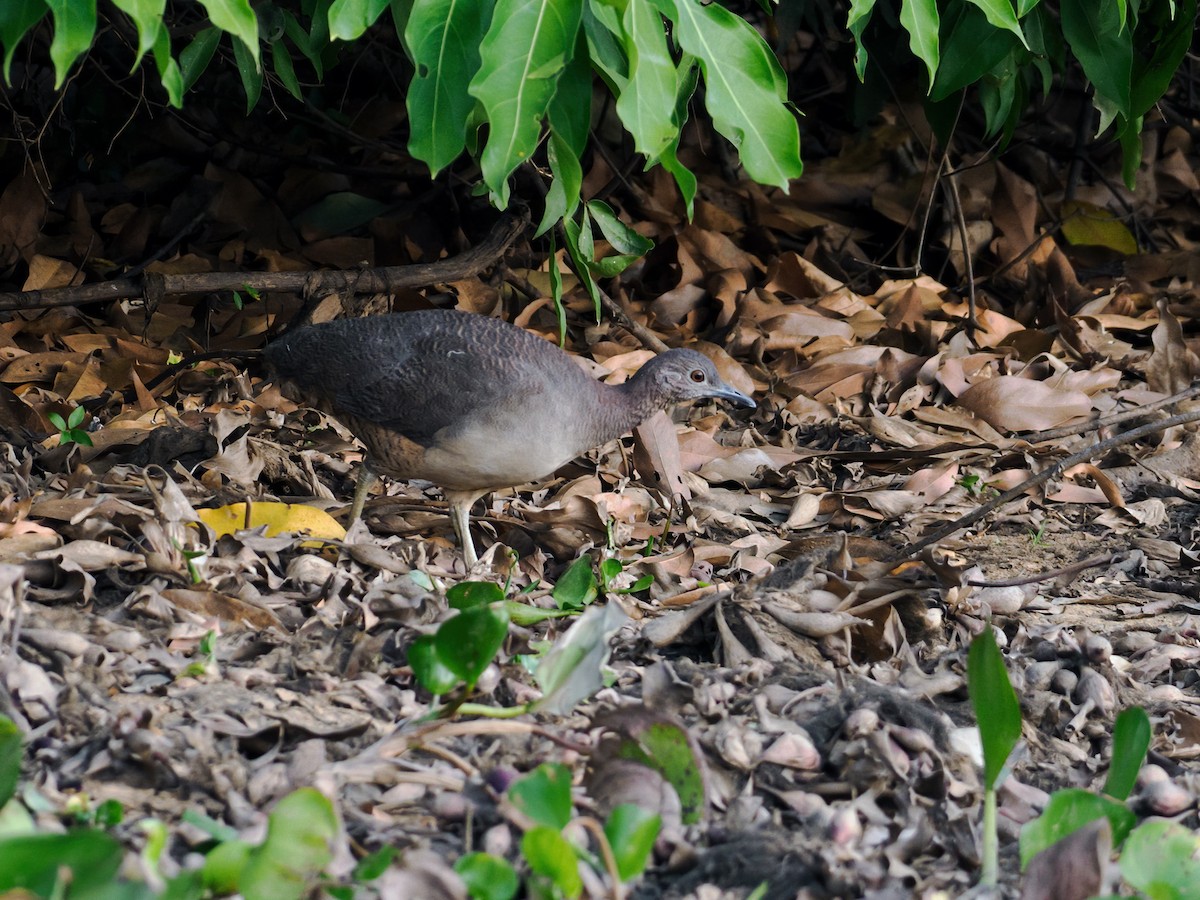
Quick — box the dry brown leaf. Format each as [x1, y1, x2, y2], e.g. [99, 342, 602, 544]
[957, 376, 1091, 432]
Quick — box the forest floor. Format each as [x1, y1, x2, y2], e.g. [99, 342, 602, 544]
[2, 70, 1199, 900]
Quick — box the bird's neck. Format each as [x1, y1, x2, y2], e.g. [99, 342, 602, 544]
[584, 372, 666, 448]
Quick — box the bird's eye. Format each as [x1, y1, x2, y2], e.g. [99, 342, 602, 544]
[690, 369, 705, 383]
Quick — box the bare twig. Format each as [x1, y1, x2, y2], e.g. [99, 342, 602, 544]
[898, 406, 1200, 558]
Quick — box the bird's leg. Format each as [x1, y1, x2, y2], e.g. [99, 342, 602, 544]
[348, 465, 379, 523]
[445, 490, 486, 568]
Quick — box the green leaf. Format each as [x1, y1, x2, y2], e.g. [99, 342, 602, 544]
[929, 2, 1019, 101]
[67, 405, 85, 428]
[231, 31, 263, 112]
[406, 0, 489, 176]
[967, 627, 1021, 791]
[1060, 0, 1131, 118]
[535, 30, 590, 235]
[1103, 707, 1150, 800]
[1119, 820, 1200, 898]
[0, 831, 123, 896]
[898, 0, 939, 88]
[617, 0, 677, 162]
[846, 0, 876, 81]
[293, 192, 390, 237]
[509, 762, 573, 830]
[1129, 0, 1195, 119]
[1018, 788, 1135, 870]
[435, 604, 510, 687]
[152, 20, 184, 107]
[271, 37, 303, 100]
[110, 0, 166, 68]
[586, 200, 653, 256]
[604, 804, 660, 881]
[180, 26, 222, 91]
[599, 557, 623, 592]
[199, 0, 260, 67]
[453, 854, 516, 900]
[0, 0, 47, 84]
[238, 788, 338, 898]
[47, 411, 67, 431]
[615, 721, 705, 824]
[653, 0, 801, 190]
[521, 826, 582, 898]
[409, 634, 462, 695]
[0, 716, 21, 809]
[563, 209, 601, 317]
[328, 0, 390, 40]
[448, 580, 507, 610]
[552, 555, 598, 610]
[582, 0, 627, 92]
[44, 0, 97, 88]
[468, 0, 584, 206]
[963, 0, 1028, 49]
[504, 601, 576, 626]
[455, 852, 519, 900]
[353, 846, 396, 881]
[534, 601, 627, 714]
[547, 230, 566, 342]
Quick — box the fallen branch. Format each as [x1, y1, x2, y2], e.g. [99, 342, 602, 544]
[899, 403, 1200, 559]
[0, 210, 529, 312]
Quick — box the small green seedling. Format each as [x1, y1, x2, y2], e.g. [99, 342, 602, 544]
[967, 626, 1022, 888]
[47, 406, 93, 448]
[457, 762, 660, 900]
[179, 630, 220, 679]
[232, 283, 261, 310]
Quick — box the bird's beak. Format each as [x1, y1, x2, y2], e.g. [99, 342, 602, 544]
[710, 381, 756, 409]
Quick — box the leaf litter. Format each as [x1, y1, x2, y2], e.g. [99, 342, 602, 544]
[2, 93, 1200, 900]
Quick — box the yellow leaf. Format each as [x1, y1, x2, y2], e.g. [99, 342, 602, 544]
[1061, 200, 1137, 255]
[197, 502, 346, 541]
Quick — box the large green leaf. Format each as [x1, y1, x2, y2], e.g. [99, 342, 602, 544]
[200, 0, 260, 66]
[1129, 0, 1194, 119]
[238, 788, 339, 898]
[0, 0, 46, 84]
[653, 0, 802, 190]
[1120, 821, 1200, 898]
[0, 831, 123, 896]
[536, 33, 591, 236]
[406, 0, 491, 176]
[899, 0, 939, 87]
[929, 2, 1019, 101]
[110, 0, 165, 67]
[967, 627, 1021, 791]
[617, 0, 677, 162]
[44, 0, 97, 88]
[328, 0, 390, 41]
[1060, 0, 1131, 119]
[964, 0, 1028, 49]
[469, 0, 585, 207]
[1019, 788, 1135, 870]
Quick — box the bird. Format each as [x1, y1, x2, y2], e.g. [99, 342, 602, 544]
[265, 309, 755, 566]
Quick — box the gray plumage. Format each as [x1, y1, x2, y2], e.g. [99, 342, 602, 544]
[266, 309, 755, 566]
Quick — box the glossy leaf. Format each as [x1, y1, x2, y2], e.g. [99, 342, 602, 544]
[200, 0, 260, 66]
[1129, 0, 1195, 119]
[328, 0, 390, 41]
[604, 803, 661, 881]
[111, 0, 166, 67]
[587, 200, 653, 256]
[846, 0, 876, 81]
[44, 0, 97, 88]
[522, 826, 582, 898]
[964, 0, 1027, 48]
[929, 3, 1019, 101]
[448, 580, 506, 610]
[552, 555, 598, 610]
[898, 0, 939, 87]
[0, 0, 46, 83]
[180, 26, 222, 91]
[409, 634, 462, 695]
[536, 35, 590, 236]
[1103, 706, 1150, 800]
[435, 604, 510, 687]
[1018, 788, 1135, 870]
[615, 721, 705, 824]
[1060, 0, 1131, 118]
[509, 762, 574, 830]
[967, 627, 1021, 791]
[152, 19, 184, 107]
[654, 0, 802, 190]
[406, 0, 489, 175]
[617, 0, 677, 162]
[271, 37, 303, 100]
[534, 601, 627, 714]
[468, 0, 584, 206]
